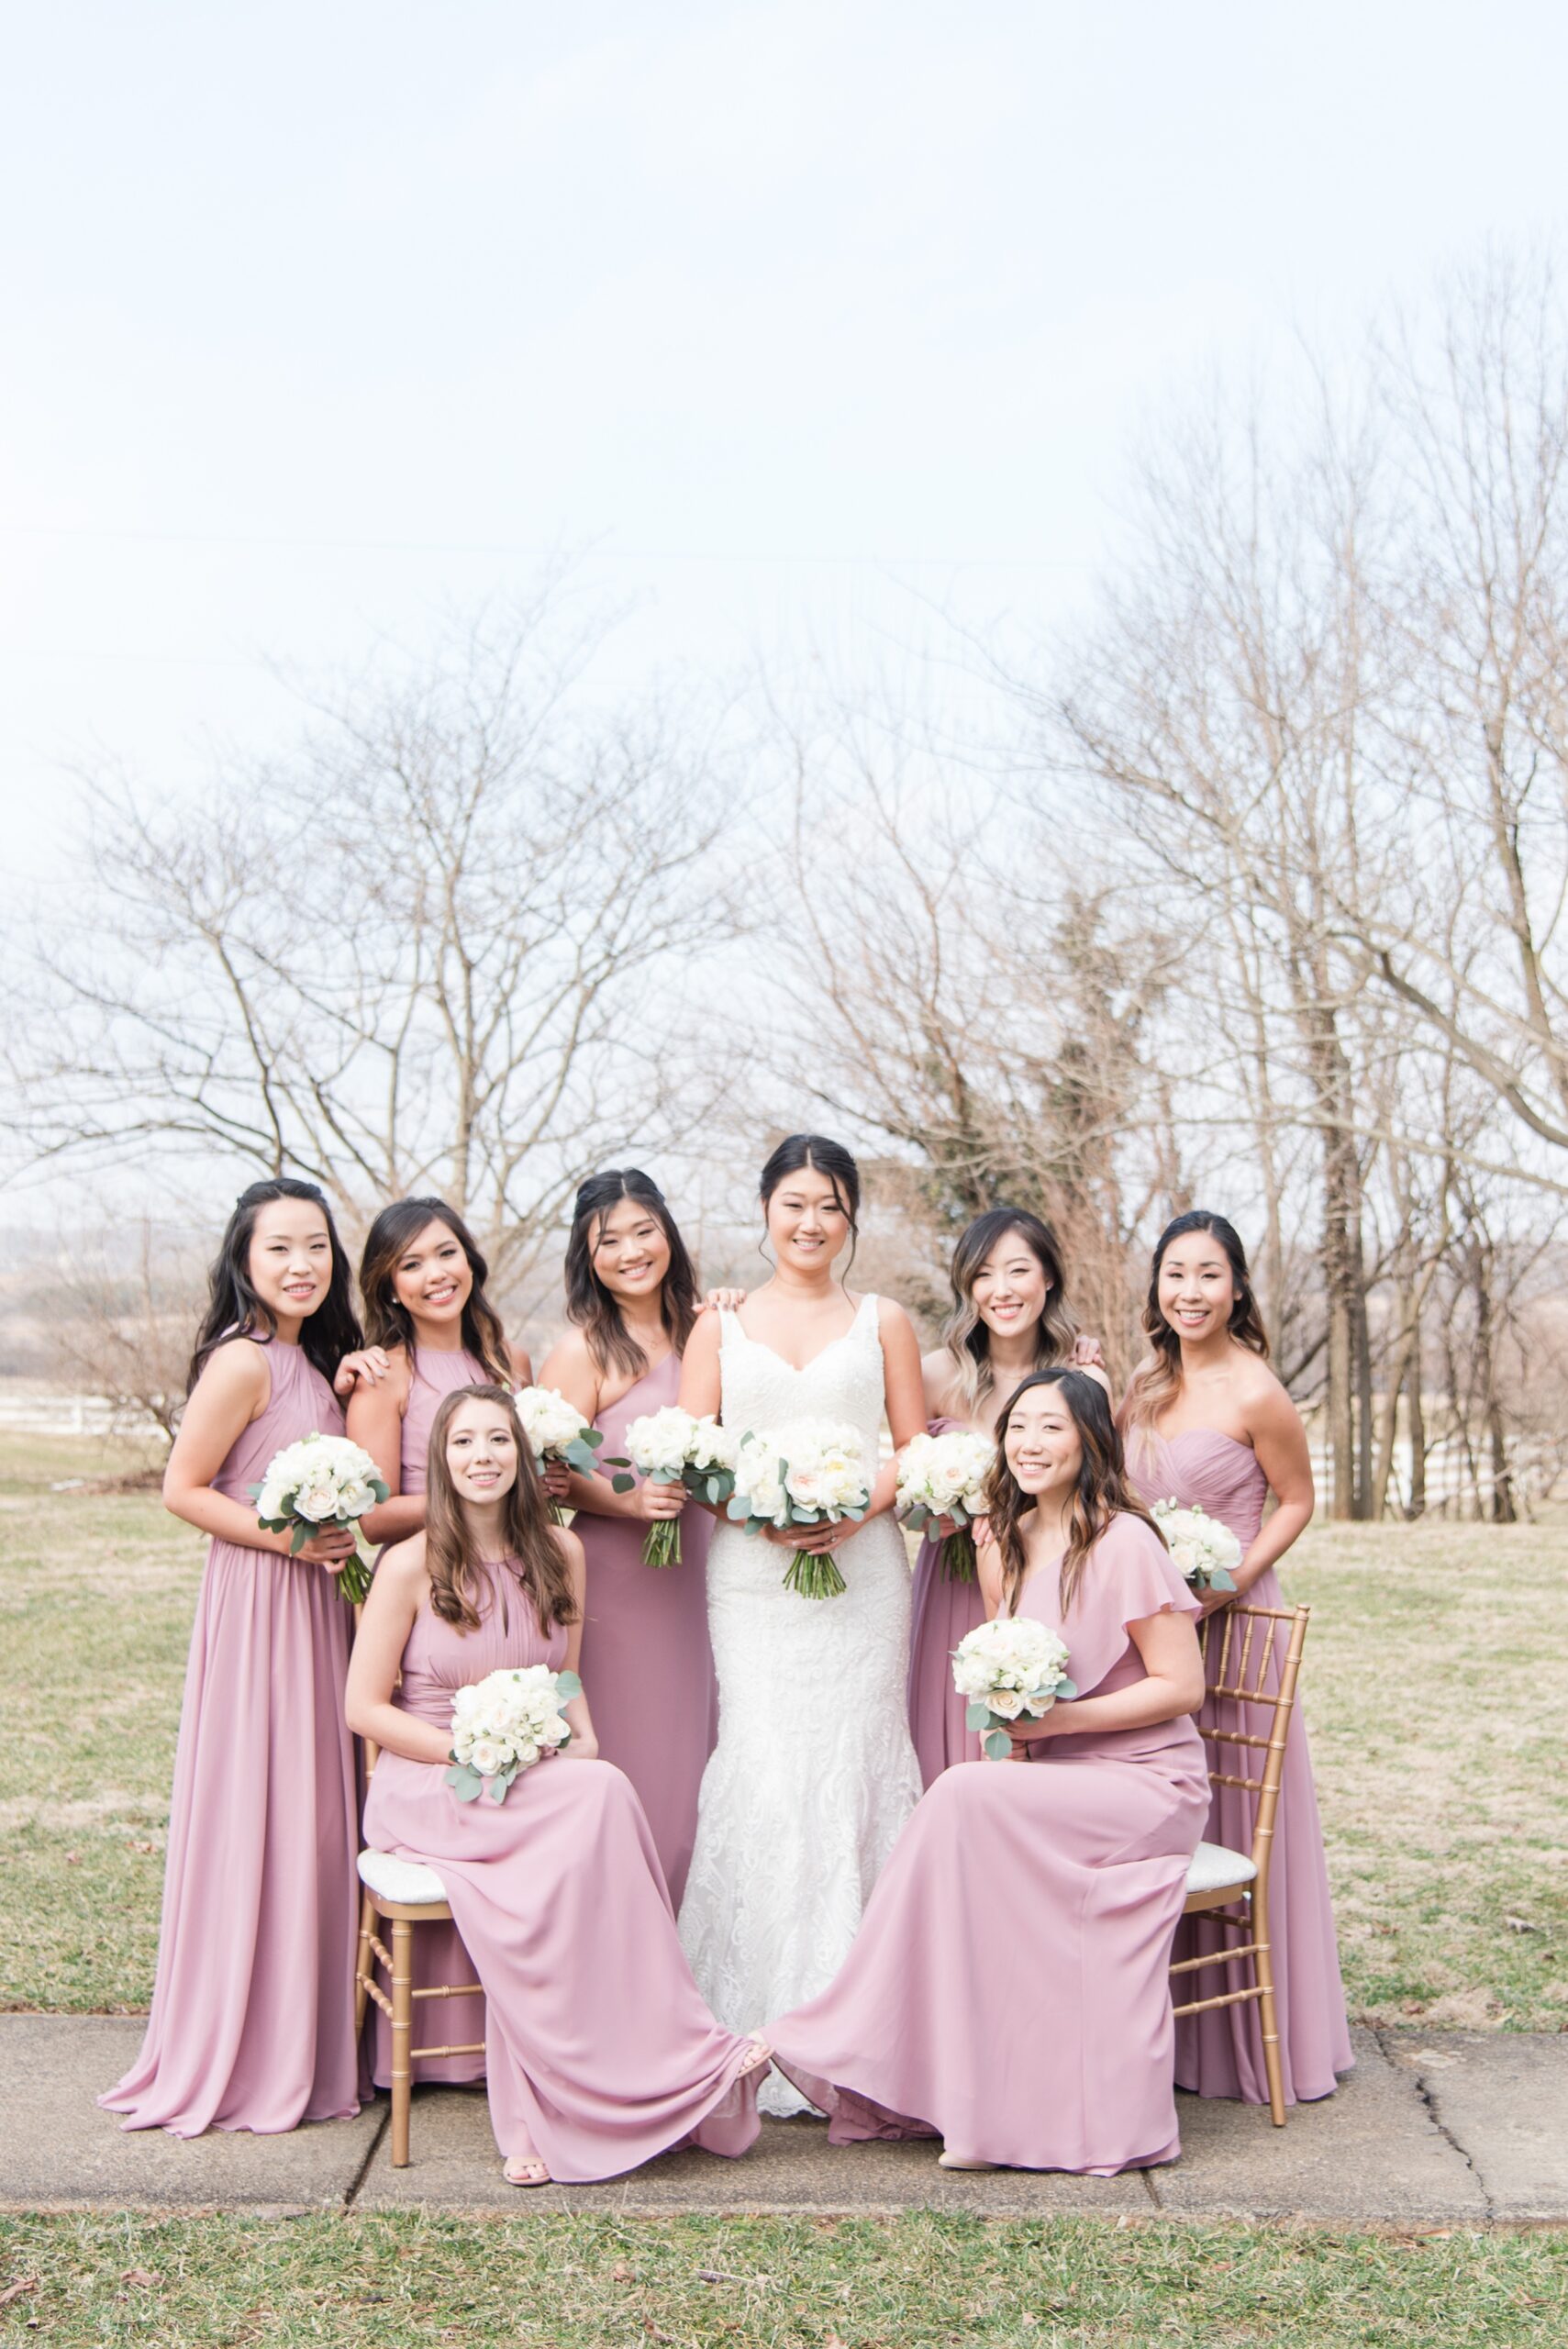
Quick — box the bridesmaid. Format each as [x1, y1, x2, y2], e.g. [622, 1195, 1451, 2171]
[345, 1197, 534, 2092]
[1120, 1208, 1352, 2106]
[347, 1384, 769, 2185]
[769, 1369, 1209, 2174]
[907, 1208, 1109, 1787]
[535, 1170, 717, 1907]
[101, 1178, 366, 2134]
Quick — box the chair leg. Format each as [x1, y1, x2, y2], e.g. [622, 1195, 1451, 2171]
[390, 1915, 413, 2167]
[354, 1888, 375, 2033]
[1251, 1887, 1286, 2127]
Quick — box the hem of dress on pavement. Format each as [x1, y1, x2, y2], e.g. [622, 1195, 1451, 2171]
[769, 2052, 1176, 2176]
[532, 2047, 762, 2186]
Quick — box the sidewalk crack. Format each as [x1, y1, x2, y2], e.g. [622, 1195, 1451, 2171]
[1373, 2028, 1494, 2219]
[1139, 2165, 1163, 2210]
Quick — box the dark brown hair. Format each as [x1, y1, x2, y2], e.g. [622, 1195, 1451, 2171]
[422, 1384, 579, 1634]
[358, 1198, 512, 1388]
[188, 1177, 363, 1392]
[1122, 1210, 1270, 1431]
[942, 1206, 1078, 1411]
[562, 1169, 699, 1378]
[984, 1367, 1161, 1617]
[759, 1134, 860, 1271]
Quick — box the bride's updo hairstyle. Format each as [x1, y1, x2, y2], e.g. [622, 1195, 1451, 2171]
[943, 1206, 1078, 1412]
[562, 1167, 701, 1377]
[758, 1133, 861, 1270]
[423, 1384, 579, 1634]
[984, 1367, 1159, 1618]
[1122, 1210, 1269, 1432]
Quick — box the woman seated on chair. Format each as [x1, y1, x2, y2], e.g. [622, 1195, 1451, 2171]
[346, 1383, 770, 2187]
[767, 1368, 1210, 2176]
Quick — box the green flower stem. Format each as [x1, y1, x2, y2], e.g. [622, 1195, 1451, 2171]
[642, 1515, 683, 1569]
[941, 1527, 978, 1583]
[784, 1547, 847, 1599]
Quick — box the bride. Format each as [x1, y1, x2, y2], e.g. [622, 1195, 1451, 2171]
[676, 1134, 927, 2114]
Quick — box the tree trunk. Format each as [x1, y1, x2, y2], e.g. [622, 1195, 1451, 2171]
[1406, 1303, 1427, 1520]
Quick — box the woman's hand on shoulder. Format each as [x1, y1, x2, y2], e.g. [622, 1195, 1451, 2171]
[698, 1286, 746, 1314]
[333, 1344, 395, 1398]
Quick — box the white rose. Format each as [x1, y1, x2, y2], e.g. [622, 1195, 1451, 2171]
[468, 1737, 505, 1776]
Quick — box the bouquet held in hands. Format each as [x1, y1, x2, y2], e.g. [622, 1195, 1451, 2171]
[896, 1427, 995, 1583]
[514, 1384, 609, 1523]
[952, 1617, 1077, 1760]
[612, 1406, 739, 1568]
[445, 1664, 582, 1804]
[728, 1419, 870, 1599]
[251, 1431, 389, 1603]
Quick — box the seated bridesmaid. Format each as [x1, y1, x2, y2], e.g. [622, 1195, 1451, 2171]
[344, 1196, 537, 2092]
[769, 1368, 1208, 2176]
[907, 1207, 1110, 1787]
[1120, 1209, 1352, 2106]
[102, 1178, 366, 2135]
[346, 1382, 770, 2187]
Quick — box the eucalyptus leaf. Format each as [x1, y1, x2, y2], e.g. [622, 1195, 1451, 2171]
[555, 1671, 583, 1702]
[965, 1700, 994, 1731]
[611, 1474, 636, 1494]
[983, 1729, 1014, 1762]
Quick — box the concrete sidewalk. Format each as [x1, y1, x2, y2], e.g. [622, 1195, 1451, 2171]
[4, 2020, 1564, 2224]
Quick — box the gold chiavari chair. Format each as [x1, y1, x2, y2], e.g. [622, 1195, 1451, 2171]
[1172, 1600, 1311, 2129]
[354, 1731, 485, 2168]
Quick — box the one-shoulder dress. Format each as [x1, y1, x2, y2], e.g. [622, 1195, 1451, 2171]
[769, 1515, 1210, 2172]
[1130, 1427, 1352, 2104]
[361, 1559, 762, 2181]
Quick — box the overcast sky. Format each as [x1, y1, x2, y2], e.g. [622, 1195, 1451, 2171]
[5, 0, 1568, 886]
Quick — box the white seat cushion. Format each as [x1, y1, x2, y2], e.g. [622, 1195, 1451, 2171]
[359, 1848, 448, 1906]
[1186, 1839, 1256, 1896]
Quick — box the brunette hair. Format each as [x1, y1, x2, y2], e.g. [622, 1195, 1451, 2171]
[358, 1198, 512, 1387]
[759, 1134, 861, 1270]
[1121, 1210, 1270, 1432]
[942, 1207, 1078, 1411]
[984, 1367, 1160, 1618]
[562, 1169, 700, 1378]
[187, 1177, 363, 1393]
[422, 1384, 579, 1634]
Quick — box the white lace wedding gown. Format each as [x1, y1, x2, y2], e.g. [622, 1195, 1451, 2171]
[677, 1294, 923, 2115]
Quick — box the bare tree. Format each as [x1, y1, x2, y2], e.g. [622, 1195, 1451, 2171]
[16, 591, 745, 1276]
[48, 1219, 208, 1447]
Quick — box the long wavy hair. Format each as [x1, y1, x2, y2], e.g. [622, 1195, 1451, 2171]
[1121, 1210, 1270, 1432]
[358, 1198, 512, 1387]
[942, 1207, 1078, 1413]
[187, 1177, 362, 1393]
[562, 1169, 700, 1379]
[759, 1133, 861, 1274]
[422, 1385, 579, 1634]
[984, 1367, 1160, 1618]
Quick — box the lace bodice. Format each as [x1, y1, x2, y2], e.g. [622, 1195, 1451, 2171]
[679, 1292, 922, 2115]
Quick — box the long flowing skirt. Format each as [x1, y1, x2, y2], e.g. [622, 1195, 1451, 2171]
[771, 1740, 1210, 2174]
[905, 1531, 985, 1787]
[362, 1751, 760, 2181]
[101, 1543, 361, 2134]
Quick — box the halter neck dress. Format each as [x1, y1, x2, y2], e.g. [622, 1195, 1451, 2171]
[360, 1559, 762, 2181]
[769, 1514, 1209, 2172]
[574, 1351, 717, 1907]
[365, 1343, 491, 2092]
[101, 1336, 361, 2134]
[1130, 1425, 1352, 2105]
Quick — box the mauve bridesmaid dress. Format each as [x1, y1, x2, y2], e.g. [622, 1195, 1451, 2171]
[905, 1416, 985, 1787]
[769, 1516, 1210, 2173]
[361, 1560, 761, 2180]
[1130, 1427, 1353, 2104]
[366, 1345, 490, 2092]
[575, 1353, 717, 1907]
[101, 1338, 361, 2134]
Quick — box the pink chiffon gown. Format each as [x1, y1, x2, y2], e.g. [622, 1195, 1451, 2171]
[1130, 1427, 1353, 2105]
[770, 1515, 1210, 2173]
[905, 1416, 985, 1786]
[360, 1559, 761, 2181]
[366, 1345, 490, 2092]
[575, 1354, 717, 1907]
[101, 1337, 361, 2135]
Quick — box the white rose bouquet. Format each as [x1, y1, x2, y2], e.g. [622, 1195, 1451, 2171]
[250, 1430, 389, 1603]
[1150, 1498, 1240, 1592]
[513, 1384, 610, 1523]
[727, 1419, 871, 1600]
[445, 1663, 583, 1804]
[952, 1616, 1077, 1760]
[896, 1427, 995, 1584]
[610, 1406, 739, 1568]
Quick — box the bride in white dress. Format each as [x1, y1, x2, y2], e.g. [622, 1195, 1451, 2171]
[676, 1135, 927, 2114]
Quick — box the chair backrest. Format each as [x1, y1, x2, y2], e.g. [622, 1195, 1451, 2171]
[1195, 1601, 1310, 1873]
